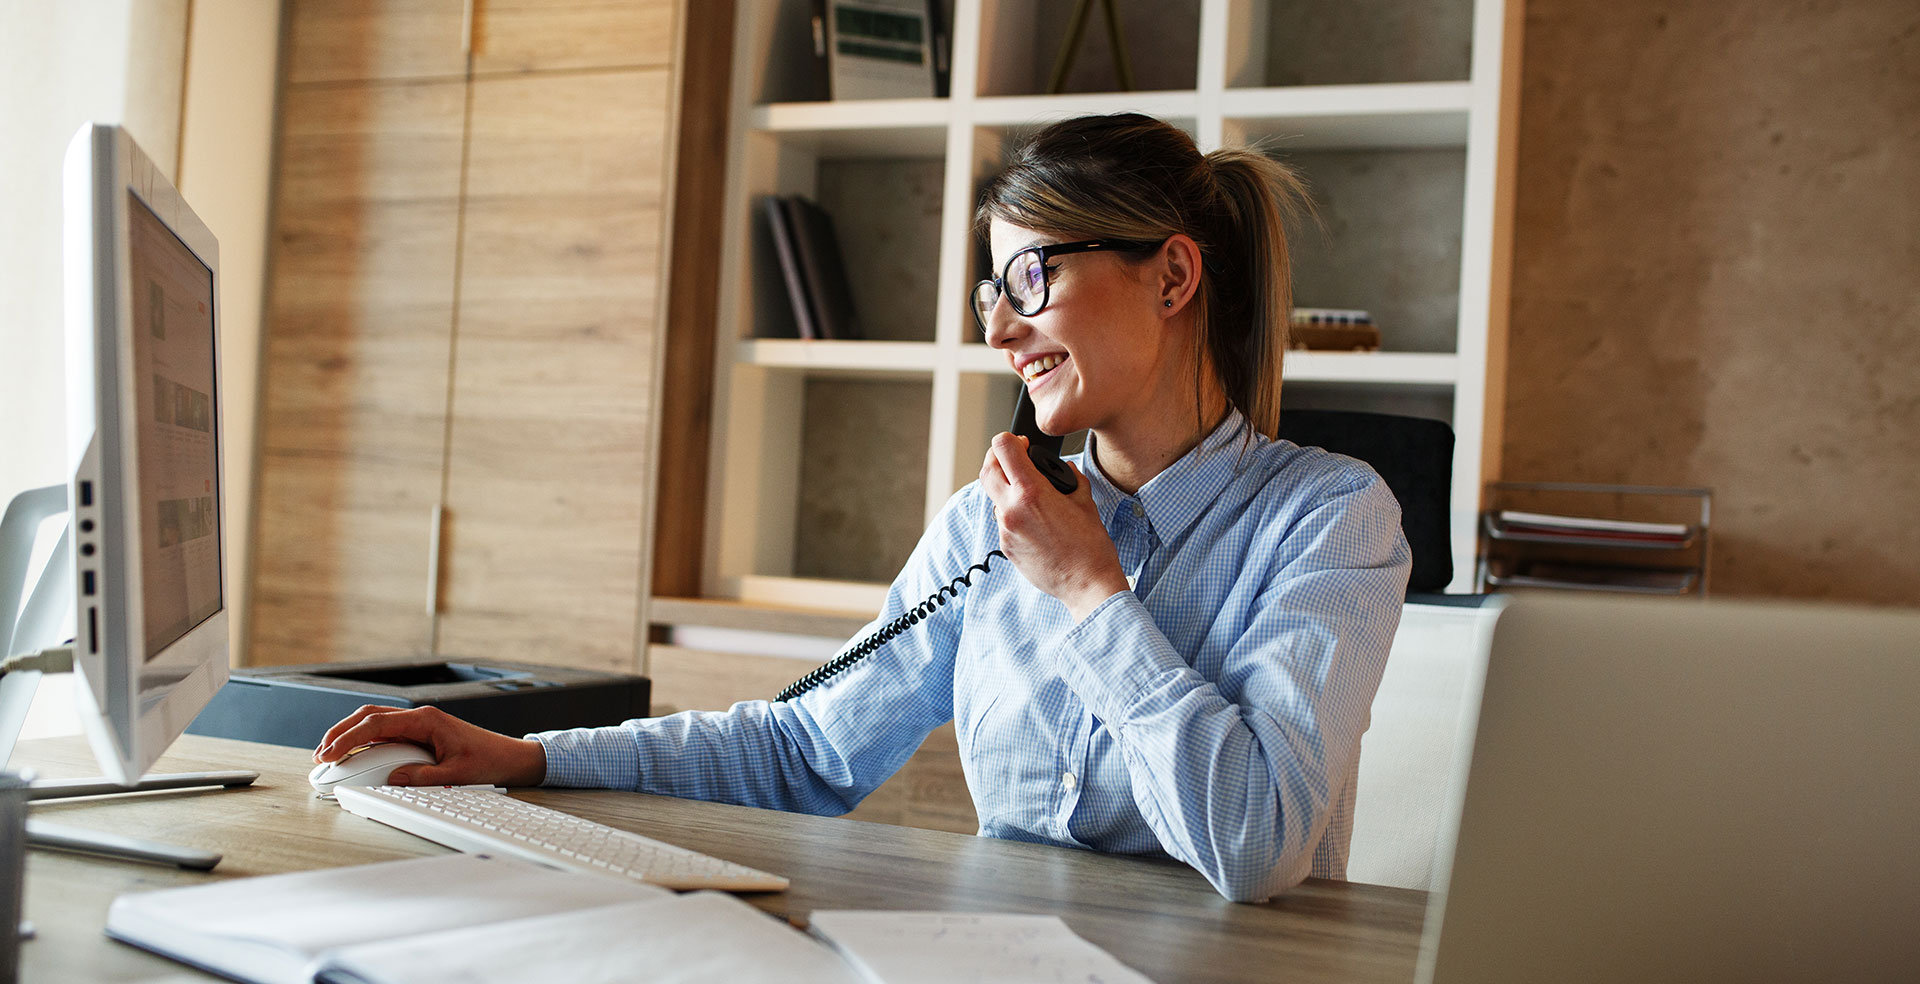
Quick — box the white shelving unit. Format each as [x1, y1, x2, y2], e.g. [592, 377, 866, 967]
[699, 0, 1522, 612]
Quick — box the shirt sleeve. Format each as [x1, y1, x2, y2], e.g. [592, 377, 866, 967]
[527, 489, 988, 816]
[1051, 468, 1411, 901]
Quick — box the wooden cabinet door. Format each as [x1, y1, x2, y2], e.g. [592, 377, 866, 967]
[470, 0, 676, 75]
[434, 68, 672, 672]
[285, 0, 471, 84]
[250, 78, 467, 666]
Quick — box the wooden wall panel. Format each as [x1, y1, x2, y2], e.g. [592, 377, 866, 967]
[285, 0, 468, 84]
[471, 0, 676, 74]
[1502, 0, 1920, 603]
[251, 79, 466, 665]
[436, 69, 672, 671]
[647, 644, 979, 835]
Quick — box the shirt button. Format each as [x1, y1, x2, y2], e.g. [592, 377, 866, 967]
[1062, 771, 1077, 791]
[1131, 502, 1145, 518]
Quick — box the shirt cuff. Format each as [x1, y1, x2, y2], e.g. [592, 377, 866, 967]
[1055, 590, 1192, 724]
[526, 726, 641, 790]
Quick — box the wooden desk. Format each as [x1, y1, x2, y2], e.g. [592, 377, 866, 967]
[14, 736, 1428, 983]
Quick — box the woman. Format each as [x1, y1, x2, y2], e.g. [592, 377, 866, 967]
[314, 114, 1411, 902]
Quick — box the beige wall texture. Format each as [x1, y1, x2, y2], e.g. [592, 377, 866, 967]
[1503, 0, 1920, 604]
[178, 0, 284, 663]
[0, 0, 187, 504]
[0, 0, 279, 668]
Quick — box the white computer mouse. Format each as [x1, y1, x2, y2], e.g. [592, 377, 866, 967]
[309, 742, 437, 795]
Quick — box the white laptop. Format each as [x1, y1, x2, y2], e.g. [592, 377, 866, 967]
[1420, 593, 1920, 983]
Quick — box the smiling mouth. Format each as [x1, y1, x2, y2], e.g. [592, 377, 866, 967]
[1021, 354, 1066, 383]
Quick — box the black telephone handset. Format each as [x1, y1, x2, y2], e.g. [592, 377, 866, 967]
[775, 385, 1073, 702]
[1012, 385, 1078, 495]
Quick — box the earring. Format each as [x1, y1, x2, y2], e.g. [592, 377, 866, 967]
[1163, 299, 1174, 308]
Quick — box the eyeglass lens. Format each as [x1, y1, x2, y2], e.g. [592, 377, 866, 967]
[973, 248, 1049, 331]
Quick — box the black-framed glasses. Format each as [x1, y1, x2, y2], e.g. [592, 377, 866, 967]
[970, 238, 1164, 333]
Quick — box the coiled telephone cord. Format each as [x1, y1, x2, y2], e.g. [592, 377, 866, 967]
[775, 550, 1008, 702]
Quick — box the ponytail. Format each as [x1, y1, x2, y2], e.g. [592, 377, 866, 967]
[975, 114, 1311, 439]
[1199, 148, 1309, 438]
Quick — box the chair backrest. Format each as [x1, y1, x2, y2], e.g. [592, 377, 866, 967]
[1276, 409, 1454, 592]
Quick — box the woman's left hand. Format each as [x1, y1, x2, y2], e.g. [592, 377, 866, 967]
[980, 432, 1130, 621]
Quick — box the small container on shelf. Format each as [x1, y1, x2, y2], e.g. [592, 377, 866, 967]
[1289, 307, 1381, 351]
[1477, 482, 1712, 596]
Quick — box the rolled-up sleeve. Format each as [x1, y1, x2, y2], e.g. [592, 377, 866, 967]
[528, 490, 988, 815]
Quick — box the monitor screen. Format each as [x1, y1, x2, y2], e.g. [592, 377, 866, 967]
[126, 191, 223, 660]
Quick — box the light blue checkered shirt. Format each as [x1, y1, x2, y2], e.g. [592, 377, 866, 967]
[532, 411, 1411, 901]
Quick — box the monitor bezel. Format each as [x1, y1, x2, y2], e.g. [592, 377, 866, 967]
[63, 123, 229, 786]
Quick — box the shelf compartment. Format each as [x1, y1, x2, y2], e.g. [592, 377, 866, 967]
[790, 376, 933, 584]
[1267, 146, 1468, 355]
[1222, 82, 1473, 150]
[1228, 0, 1475, 90]
[977, 0, 1201, 97]
[744, 141, 945, 343]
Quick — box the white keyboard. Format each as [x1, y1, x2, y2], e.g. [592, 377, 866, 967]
[333, 785, 789, 892]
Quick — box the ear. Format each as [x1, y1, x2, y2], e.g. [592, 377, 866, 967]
[1155, 234, 1203, 318]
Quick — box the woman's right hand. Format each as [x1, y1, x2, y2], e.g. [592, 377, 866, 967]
[312, 704, 547, 788]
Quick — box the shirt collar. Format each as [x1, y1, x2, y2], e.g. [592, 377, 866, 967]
[1077, 410, 1259, 543]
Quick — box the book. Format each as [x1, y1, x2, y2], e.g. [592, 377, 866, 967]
[315, 892, 860, 984]
[782, 195, 864, 340]
[826, 0, 937, 100]
[106, 853, 861, 984]
[808, 910, 1155, 984]
[926, 0, 951, 98]
[106, 854, 668, 984]
[764, 195, 819, 339]
[103, 851, 1154, 984]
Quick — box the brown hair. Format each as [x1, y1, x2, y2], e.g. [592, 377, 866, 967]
[974, 114, 1308, 438]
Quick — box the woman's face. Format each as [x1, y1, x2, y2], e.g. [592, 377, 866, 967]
[982, 219, 1179, 437]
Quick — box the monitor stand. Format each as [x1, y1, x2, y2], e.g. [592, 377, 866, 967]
[1, 485, 256, 872]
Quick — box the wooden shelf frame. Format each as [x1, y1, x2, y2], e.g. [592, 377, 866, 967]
[676, 0, 1524, 612]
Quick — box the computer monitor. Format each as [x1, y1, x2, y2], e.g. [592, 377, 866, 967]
[61, 123, 232, 787]
[0, 124, 252, 869]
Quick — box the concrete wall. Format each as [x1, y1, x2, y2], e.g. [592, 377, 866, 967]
[1504, 0, 1920, 604]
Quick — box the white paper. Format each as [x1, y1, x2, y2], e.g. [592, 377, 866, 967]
[807, 911, 1156, 984]
[316, 891, 863, 984]
[1496, 510, 1689, 536]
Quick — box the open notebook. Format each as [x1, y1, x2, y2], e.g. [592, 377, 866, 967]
[107, 853, 1154, 984]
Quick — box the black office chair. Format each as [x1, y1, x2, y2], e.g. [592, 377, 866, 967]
[1276, 409, 1455, 595]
